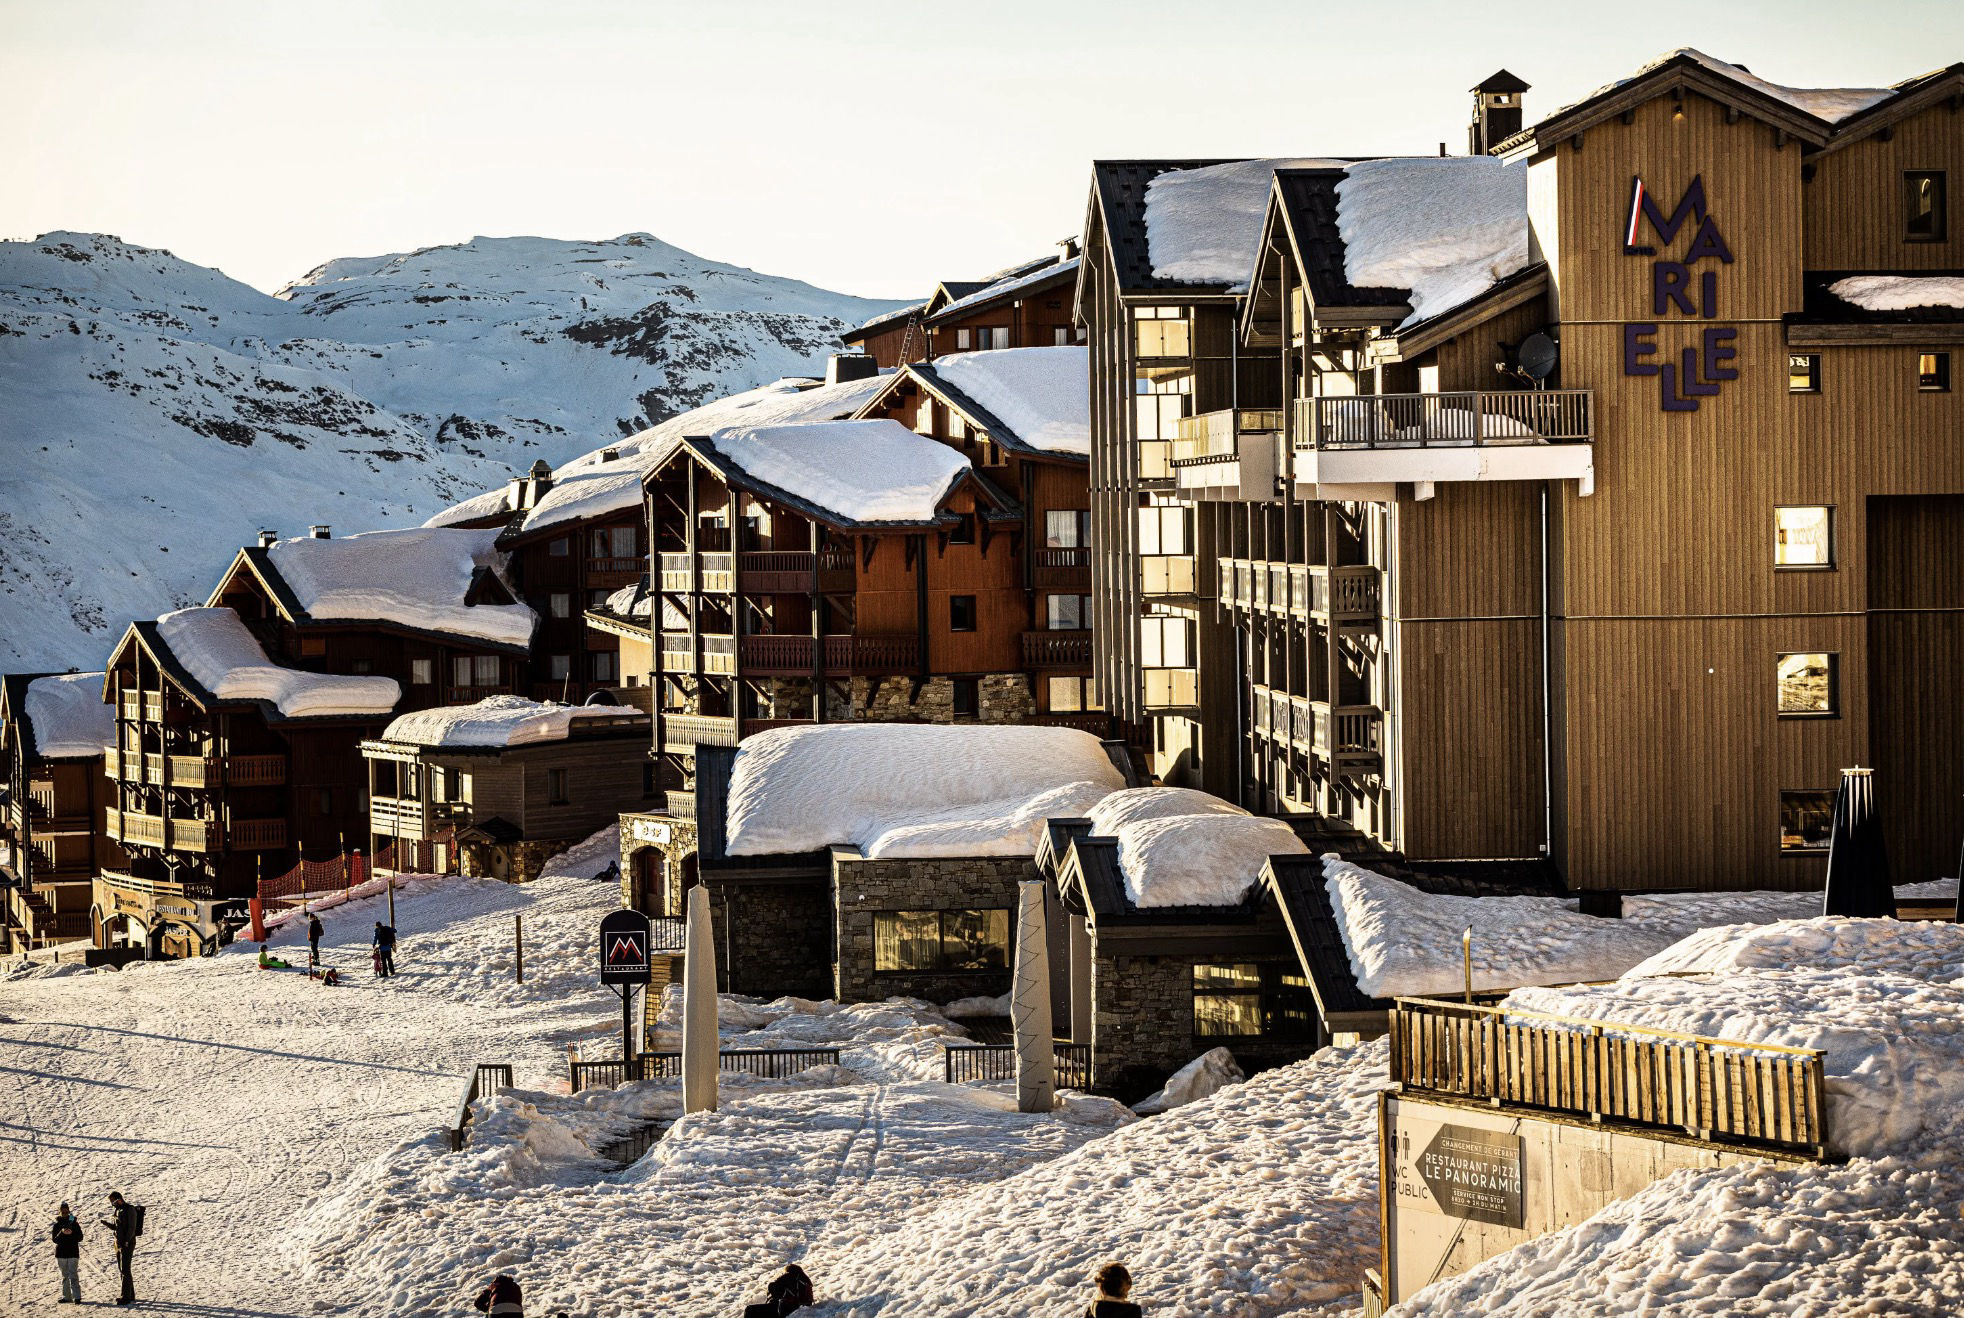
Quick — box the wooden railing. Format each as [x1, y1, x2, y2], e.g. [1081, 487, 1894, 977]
[658, 552, 734, 592]
[118, 693, 165, 722]
[569, 1047, 840, 1092]
[1032, 711, 1112, 736]
[1389, 999, 1828, 1156]
[1312, 702, 1382, 772]
[1297, 390, 1593, 450]
[229, 818, 288, 850]
[1021, 630, 1093, 668]
[944, 1042, 1093, 1091]
[663, 789, 696, 818]
[446, 1062, 514, 1152]
[738, 633, 920, 677]
[107, 751, 287, 789]
[588, 556, 644, 575]
[1033, 545, 1091, 589]
[659, 713, 738, 753]
[658, 633, 736, 675]
[649, 915, 686, 952]
[105, 808, 217, 853]
[1171, 408, 1286, 463]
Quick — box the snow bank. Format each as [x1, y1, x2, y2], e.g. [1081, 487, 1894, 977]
[926, 346, 1089, 455]
[1828, 274, 1964, 312]
[1117, 813, 1306, 908]
[1132, 1047, 1244, 1114]
[723, 724, 1125, 858]
[21, 671, 112, 757]
[1621, 913, 1964, 983]
[705, 418, 970, 524]
[1337, 157, 1531, 326]
[154, 607, 399, 718]
[380, 694, 633, 748]
[1145, 158, 1346, 287]
[265, 526, 534, 646]
[1086, 785, 1247, 834]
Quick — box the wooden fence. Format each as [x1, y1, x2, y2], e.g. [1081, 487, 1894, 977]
[943, 1042, 1093, 1091]
[1389, 999, 1828, 1156]
[569, 1048, 840, 1092]
[447, 1062, 514, 1152]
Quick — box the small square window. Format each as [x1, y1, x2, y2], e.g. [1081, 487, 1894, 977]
[1053, 327, 1070, 346]
[410, 659, 433, 685]
[549, 654, 572, 681]
[591, 650, 617, 683]
[548, 537, 570, 557]
[1774, 506, 1834, 570]
[299, 636, 327, 657]
[1779, 790, 1834, 852]
[1919, 352, 1951, 392]
[549, 593, 572, 619]
[949, 514, 975, 546]
[547, 768, 569, 805]
[949, 595, 977, 632]
[952, 678, 979, 719]
[956, 328, 972, 351]
[1905, 171, 1947, 242]
[1788, 354, 1820, 394]
[351, 659, 372, 674]
[1777, 652, 1837, 717]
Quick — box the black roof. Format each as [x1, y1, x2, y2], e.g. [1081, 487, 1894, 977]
[457, 816, 524, 845]
[924, 260, 1078, 326]
[691, 744, 829, 875]
[1794, 270, 1964, 325]
[1091, 159, 1245, 295]
[1272, 169, 1409, 312]
[1264, 853, 1394, 1023]
[1474, 69, 1530, 94]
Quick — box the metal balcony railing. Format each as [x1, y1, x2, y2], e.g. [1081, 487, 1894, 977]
[1171, 408, 1286, 464]
[1296, 390, 1593, 450]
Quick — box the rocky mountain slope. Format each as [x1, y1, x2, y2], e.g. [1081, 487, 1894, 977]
[0, 231, 898, 671]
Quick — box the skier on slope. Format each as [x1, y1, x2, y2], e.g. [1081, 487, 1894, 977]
[474, 1272, 523, 1316]
[50, 1201, 84, 1304]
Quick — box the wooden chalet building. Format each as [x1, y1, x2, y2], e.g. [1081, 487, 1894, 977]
[844, 245, 1084, 369]
[1, 673, 122, 951]
[1081, 51, 1964, 895]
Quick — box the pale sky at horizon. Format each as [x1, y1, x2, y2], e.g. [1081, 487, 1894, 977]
[5, 0, 1960, 300]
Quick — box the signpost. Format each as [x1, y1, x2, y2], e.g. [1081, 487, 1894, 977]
[1395, 1121, 1526, 1229]
[599, 908, 653, 1078]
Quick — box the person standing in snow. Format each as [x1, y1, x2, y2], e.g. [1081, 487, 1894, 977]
[50, 1202, 83, 1304]
[473, 1272, 522, 1316]
[307, 913, 324, 967]
[1085, 1262, 1142, 1317]
[372, 920, 397, 977]
[100, 1191, 137, 1306]
[741, 1263, 813, 1316]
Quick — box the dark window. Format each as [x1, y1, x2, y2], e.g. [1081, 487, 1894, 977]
[949, 514, 975, 545]
[547, 768, 569, 805]
[592, 650, 617, 683]
[549, 593, 572, 619]
[1777, 652, 1838, 717]
[1192, 963, 1316, 1040]
[351, 659, 372, 674]
[641, 761, 657, 798]
[548, 537, 570, 557]
[950, 595, 977, 632]
[549, 654, 571, 681]
[952, 677, 979, 718]
[315, 788, 334, 817]
[473, 655, 500, 686]
[1788, 354, 1820, 394]
[1780, 790, 1834, 852]
[1919, 352, 1951, 392]
[1905, 171, 1947, 242]
[872, 909, 1010, 973]
[299, 636, 327, 657]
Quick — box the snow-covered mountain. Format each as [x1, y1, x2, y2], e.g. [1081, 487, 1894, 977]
[0, 231, 901, 671]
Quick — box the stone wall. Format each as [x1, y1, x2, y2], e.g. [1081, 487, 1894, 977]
[459, 836, 567, 884]
[617, 811, 696, 915]
[850, 673, 1034, 724]
[700, 874, 834, 999]
[832, 853, 1035, 1004]
[1092, 951, 1318, 1100]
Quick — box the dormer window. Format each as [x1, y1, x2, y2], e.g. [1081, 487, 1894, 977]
[1905, 171, 1946, 242]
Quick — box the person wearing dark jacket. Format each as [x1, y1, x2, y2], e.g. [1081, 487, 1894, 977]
[100, 1192, 137, 1305]
[372, 921, 397, 977]
[474, 1273, 522, 1316]
[307, 913, 324, 967]
[51, 1203, 83, 1304]
[741, 1263, 812, 1317]
[1086, 1262, 1142, 1317]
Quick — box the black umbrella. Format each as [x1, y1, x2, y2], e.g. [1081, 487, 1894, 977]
[1821, 767, 1894, 919]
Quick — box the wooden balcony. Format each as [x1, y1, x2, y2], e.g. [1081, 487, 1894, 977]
[1293, 390, 1594, 498]
[1021, 630, 1093, 669]
[108, 750, 286, 789]
[737, 634, 920, 678]
[1172, 408, 1285, 502]
[658, 634, 737, 676]
[737, 549, 856, 595]
[658, 713, 739, 754]
[118, 693, 165, 722]
[1032, 546, 1091, 591]
[659, 552, 735, 594]
[1308, 566, 1380, 627]
[1311, 702, 1383, 777]
[1217, 559, 1380, 628]
[370, 797, 426, 841]
[105, 807, 217, 853]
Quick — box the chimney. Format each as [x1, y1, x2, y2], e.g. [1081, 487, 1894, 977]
[826, 353, 879, 386]
[600, 446, 620, 463]
[526, 458, 555, 506]
[308, 525, 331, 539]
[1058, 235, 1082, 261]
[257, 530, 278, 548]
[1469, 69, 1530, 155]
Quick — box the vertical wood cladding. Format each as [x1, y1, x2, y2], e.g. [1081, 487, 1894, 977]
[1805, 100, 1964, 271]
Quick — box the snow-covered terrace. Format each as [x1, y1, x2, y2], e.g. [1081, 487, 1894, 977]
[18, 671, 114, 758]
[250, 525, 536, 648]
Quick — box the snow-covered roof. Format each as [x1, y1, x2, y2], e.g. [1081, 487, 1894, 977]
[378, 695, 640, 749]
[152, 607, 400, 719]
[1116, 813, 1307, 909]
[1087, 786, 1247, 835]
[1336, 157, 1531, 328]
[1145, 158, 1346, 287]
[916, 347, 1089, 457]
[1549, 48, 1896, 132]
[20, 673, 113, 759]
[697, 418, 973, 526]
[256, 527, 533, 648]
[1826, 274, 1964, 312]
[424, 373, 891, 537]
[929, 258, 1080, 322]
[723, 724, 1126, 859]
[850, 300, 926, 336]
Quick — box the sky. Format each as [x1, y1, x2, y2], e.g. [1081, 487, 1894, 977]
[4, 0, 1961, 300]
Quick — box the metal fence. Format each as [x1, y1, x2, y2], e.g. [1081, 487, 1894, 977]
[944, 1042, 1092, 1091]
[447, 1062, 514, 1152]
[569, 1048, 840, 1092]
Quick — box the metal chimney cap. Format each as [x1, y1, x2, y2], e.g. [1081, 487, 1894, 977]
[257, 530, 279, 548]
[308, 525, 331, 539]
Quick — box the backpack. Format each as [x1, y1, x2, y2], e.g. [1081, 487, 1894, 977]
[130, 1204, 145, 1237]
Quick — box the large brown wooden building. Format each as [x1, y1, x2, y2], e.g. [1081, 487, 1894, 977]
[1083, 51, 1964, 893]
[1, 673, 122, 951]
[844, 246, 1084, 369]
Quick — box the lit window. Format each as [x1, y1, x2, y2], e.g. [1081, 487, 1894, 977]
[1193, 963, 1315, 1039]
[949, 595, 977, 632]
[1779, 790, 1834, 852]
[872, 909, 1009, 973]
[1047, 675, 1100, 712]
[1053, 327, 1070, 346]
[1905, 171, 1947, 242]
[1774, 506, 1834, 569]
[1133, 367, 1193, 440]
[1133, 305, 1191, 358]
[1046, 594, 1090, 630]
[956, 328, 972, 351]
[915, 401, 936, 436]
[1137, 505, 1190, 556]
[1140, 615, 1191, 668]
[1919, 352, 1951, 392]
[1777, 652, 1837, 717]
[1788, 354, 1820, 393]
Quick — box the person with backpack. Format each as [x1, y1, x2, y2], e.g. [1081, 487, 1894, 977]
[99, 1191, 140, 1306]
[1086, 1262, 1142, 1317]
[307, 913, 324, 967]
[372, 921, 397, 977]
[51, 1202, 84, 1304]
[741, 1263, 812, 1317]
[474, 1272, 523, 1316]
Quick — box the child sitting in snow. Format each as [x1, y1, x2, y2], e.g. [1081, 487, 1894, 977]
[319, 967, 341, 986]
[256, 944, 293, 971]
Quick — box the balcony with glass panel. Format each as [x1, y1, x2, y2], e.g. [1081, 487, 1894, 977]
[1170, 409, 1286, 502]
[1292, 390, 1594, 500]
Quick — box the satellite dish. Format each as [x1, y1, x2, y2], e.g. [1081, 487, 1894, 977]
[1518, 332, 1559, 381]
[583, 688, 622, 707]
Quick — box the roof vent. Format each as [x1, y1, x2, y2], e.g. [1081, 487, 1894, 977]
[826, 352, 879, 386]
[308, 525, 331, 539]
[601, 447, 620, 463]
[529, 459, 554, 479]
[257, 530, 278, 548]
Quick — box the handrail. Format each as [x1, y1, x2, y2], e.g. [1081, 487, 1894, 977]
[1297, 389, 1592, 450]
[446, 1062, 514, 1152]
[1394, 997, 1823, 1056]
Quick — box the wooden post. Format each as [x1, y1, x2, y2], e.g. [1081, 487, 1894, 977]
[387, 872, 396, 926]
[514, 914, 523, 984]
[1461, 927, 1473, 1004]
[339, 832, 349, 890]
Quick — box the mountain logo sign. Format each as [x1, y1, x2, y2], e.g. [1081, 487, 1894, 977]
[598, 908, 654, 985]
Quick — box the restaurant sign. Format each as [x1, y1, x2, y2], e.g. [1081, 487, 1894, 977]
[1393, 1120, 1526, 1228]
[1620, 175, 1739, 412]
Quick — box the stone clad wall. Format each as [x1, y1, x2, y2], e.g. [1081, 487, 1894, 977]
[832, 853, 1035, 1003]
[702, 875, 835, 999]
[850, 674, 1034, 724]
[1093, 950, 1320, 1099]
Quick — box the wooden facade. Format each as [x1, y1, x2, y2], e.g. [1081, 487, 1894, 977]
[843, 248, 1083, 369]
[0, 675, 124, 950]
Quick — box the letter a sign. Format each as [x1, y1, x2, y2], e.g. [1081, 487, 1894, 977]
[599, 908, 653, 985]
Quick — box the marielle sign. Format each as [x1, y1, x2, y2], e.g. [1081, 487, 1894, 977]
[1621, 175, 1739, 412]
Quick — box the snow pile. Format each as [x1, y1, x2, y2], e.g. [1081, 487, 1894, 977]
[1828, 274, 1964, 312]
[265, 526, 534, 646]
[1133, 1047, 1244, 1114]
[1145, 158, 1347, 287]
[1086, 785, 1247, 833]
[863, 780, 1119, 860]
[926, 347, 1090, 455]
[154, 607, 400, 718]
[20, 672, 113, 758]
[1117, 813, 1307, 909]
[1621, 913, 1964, 982]
[380, 694, 634, 748]
[723, 724, 1126, 858]
[704, 418, 970, 525]
[1337, 157, 1531, 326]
[652, 990, 982, 1085]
